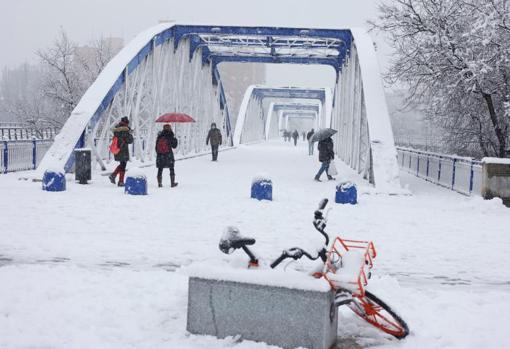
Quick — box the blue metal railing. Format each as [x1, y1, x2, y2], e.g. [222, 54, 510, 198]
[1, 140, 53, 173]
[396, 146, 482, 196]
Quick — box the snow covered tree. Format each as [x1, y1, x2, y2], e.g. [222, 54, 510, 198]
[371, 0, 510, 158]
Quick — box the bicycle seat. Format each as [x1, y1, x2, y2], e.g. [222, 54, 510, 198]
[219, 226, 256, 254]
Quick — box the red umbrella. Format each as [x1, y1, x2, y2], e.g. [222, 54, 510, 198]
[155, 113, 195, 123]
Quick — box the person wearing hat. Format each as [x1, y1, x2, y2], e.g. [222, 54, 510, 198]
[109, 116, 133, 186]
[155, 124, 178, 187]
[206, 122, 222, 161]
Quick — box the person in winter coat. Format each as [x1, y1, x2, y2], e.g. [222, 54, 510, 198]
[302, 131, 306, 141]
[155, 124, 178, 188]
[306, 128, 315, 155]
[206, 122, 222, 161]
[292, 129, 299, 146]
[314, 136, 335, 181]
[109, 116, 133, 187]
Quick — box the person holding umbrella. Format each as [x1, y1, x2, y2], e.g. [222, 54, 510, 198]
[154, 112, 195, 187]
[155, 124, 178, 188]
[206, 122, 222, 161]
[312, 128, 337, 182]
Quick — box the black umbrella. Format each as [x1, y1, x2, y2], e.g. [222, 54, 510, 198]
[311, 128, 338, 142]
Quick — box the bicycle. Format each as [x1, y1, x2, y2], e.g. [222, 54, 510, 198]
[218, 198, 409, 339]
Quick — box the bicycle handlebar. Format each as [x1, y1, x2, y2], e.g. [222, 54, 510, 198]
[270, 247, 320, 268]
[318, 198, 329, 210]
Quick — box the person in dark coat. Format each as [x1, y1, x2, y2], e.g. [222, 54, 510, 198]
[206, 122, 222, 161]
[155, 124, 178, 187]
[302, 131, 306, 141]
[306, 128, 315, 155]
[292, 129, 299, 146]
[314, 136, 335, 181]
[109, 116, 133, 187]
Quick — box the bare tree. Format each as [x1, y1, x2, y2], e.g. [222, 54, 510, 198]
[371, 0, 510, 158]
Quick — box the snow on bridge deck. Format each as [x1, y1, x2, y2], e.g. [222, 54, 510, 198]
[0, 141, 509, 348]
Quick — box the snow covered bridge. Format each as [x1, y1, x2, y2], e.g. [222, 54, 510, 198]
[37, 23, 399, 191]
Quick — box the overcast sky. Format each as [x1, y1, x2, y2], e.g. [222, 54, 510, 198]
[0, 0, 391, 87]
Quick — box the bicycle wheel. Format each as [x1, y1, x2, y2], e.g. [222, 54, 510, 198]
[347, 290, 409, 339]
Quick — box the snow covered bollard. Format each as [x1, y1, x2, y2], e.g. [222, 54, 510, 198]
[251, 174, 272, 201]
[124, 168, 148, 196]
[335, 181, 357, 205]
[42, 169, 66, 192]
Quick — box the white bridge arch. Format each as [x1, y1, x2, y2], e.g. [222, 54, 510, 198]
[37, 23, 399, 191]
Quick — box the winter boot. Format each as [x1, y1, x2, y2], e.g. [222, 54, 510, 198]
[314, 176, 321, 182]
[327, 175, 336, 181]
[118, 171, 125, 187]
[157, 175, 163, 188]
[170, 174, 178, 188]
[109, 168, 119, 184]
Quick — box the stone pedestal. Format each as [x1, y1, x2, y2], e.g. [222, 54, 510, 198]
[482, 158, 510, 207]
[186, 276, 337, 349]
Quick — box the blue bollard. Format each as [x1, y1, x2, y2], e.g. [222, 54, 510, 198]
[251, 178, 272, 201]
[125, 175, 148, 195]
[335, 181, 357, 205]
[42, 170, 66, 192]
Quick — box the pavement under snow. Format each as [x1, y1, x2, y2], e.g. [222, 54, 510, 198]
[1, 141, 509, 349]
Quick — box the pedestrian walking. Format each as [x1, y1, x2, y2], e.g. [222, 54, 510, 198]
[314, 136, 335, 181]
[306, 128, 315, 155]
[155, 124, 178, 188]
[109, 116, 133, 187]
[206, 122, 222, 161]
[302, 131, 306, 141]
[292, 129, 299, 146]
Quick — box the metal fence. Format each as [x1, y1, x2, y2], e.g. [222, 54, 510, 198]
[397, 146, 482, 196]
[1, 140, 53, 173]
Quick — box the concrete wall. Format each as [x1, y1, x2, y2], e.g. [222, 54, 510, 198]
[187, 277, 338, 349]
[482, 159, 510, 207]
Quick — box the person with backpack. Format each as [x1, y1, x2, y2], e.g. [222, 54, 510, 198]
[155, 124, 178, 188]
[292, 129, 299, 146]
[109, 116, 133, 187]
[314, 136, 335, 182]
[206, 122, 222, 161]
[306, 128, 315, 155]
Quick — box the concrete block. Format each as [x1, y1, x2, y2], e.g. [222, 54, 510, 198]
[187, 277, 337, 349]
[482, 158, 510, 207]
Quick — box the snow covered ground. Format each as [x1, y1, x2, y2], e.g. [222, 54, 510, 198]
[1, 141, 509, 348]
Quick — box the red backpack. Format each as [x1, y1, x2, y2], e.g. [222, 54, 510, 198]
[156, 137, 170, 154]
[109, 136, 120, 155]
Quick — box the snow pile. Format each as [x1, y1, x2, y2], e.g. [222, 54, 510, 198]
[325, 249, 368, 293]
[185, 262, 331, 292]
[251, 172, 271, 184]
[125, 167, 146, 179]
[482, 157, 510, 165]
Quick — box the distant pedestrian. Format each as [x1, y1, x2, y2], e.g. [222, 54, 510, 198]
[206, 122, 222, 161]
[292, 129, 299, 146]
[155, 124, 178, 188]
[306, 128, 315, 155]
[109, 116, 133, 187]
[302, 131, 306, 141]
[314, 136, 335, 182]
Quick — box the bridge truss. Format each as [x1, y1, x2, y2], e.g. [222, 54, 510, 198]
[37, 24, 399, 190]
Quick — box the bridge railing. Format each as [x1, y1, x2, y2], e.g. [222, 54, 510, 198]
[397, 146, 482, 196]
[1, 140, 53, 173]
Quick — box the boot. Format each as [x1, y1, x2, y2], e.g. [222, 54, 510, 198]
[109, 167, 119, 184]
[170, 174, 178, 188]
[118, 171, 125, 187]
[314, 176, 321, 182]
[157, 175, 162, 188]
[327, 175, 336, 181]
